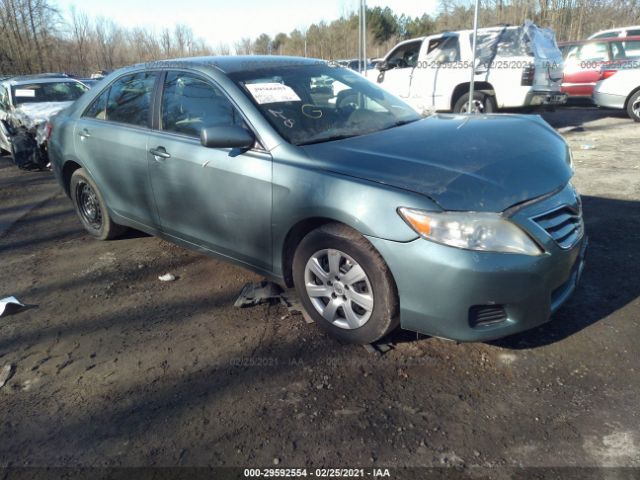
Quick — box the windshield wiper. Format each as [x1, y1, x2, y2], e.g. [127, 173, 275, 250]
[297, 134, 359, 146]
[382, 118, 419, 131]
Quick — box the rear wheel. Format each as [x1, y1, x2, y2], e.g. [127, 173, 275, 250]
[627, 90, 640, 122]
[70, 168, 126, 240]
[453, 91, 496, 114]
[293, 223, 399, 344]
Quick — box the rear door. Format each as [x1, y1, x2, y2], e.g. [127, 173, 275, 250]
[73, 71, 159, 227]
[410, 35, 463, 110]
[147, 70, 272, 271]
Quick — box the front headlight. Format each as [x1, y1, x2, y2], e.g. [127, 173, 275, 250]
[398, 208, 543, 255]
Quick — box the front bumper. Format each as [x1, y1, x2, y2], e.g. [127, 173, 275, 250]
[525, 91, 568, 106]
[368, 184, 586, 342]
[593, 91, 626, 110]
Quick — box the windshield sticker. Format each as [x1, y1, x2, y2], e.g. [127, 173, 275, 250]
[246, 83, 301, 104]
[15, 89, 36, 97]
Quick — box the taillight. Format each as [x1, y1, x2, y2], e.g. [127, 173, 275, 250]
[521, 64, 535, 86]
[46, 121, 53, 140]
[600, 70, 617, 80]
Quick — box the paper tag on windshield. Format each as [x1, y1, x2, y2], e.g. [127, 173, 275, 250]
[15, 89, 36, 97]
[245, 83, 300, 104]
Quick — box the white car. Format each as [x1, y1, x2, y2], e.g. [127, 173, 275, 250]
[588, 26, 640, 56]
[589, 26, 640, 39]
[368, 22, 566, 114]
[593, 68, 640, 121]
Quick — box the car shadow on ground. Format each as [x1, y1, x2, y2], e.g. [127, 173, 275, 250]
[540, 106, 630, 129]
[490, 194, 639, 350]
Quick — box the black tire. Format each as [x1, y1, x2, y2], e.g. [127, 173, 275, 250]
[627, 90, 640, 122]
[453, 91, 497, 114]
[293, 223, 399, 344]
[70, 168, 126, 240]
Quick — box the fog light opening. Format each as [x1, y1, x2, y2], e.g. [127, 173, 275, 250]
[469, 305, 508, 328]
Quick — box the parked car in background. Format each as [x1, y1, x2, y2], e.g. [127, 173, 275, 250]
[79, 78, 100, 88]
[559, 36, 640, 99]
[0, 74, 88, 169]
[49, 56, 586, 345]
[370, 22, 566, 114]
[593, 67, 640, 121]
[589, 25, 640, 38]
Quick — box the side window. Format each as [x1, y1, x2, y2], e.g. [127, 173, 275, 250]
[610, 41, 626, 60]
[628, 30, 640, 36]
[578, 42, 609, 62]
[592, 32, 619, 39]
[83, 88, 109, 120]
[106, 72, 157, 127]
[623, 39, 640, 56]
[386, 41, 422, 69]
[161, 71, 243, 139]
[0, 86, 8, 109]
[427, 36, 460, 63]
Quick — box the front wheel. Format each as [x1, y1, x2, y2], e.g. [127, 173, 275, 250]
[627, 91, 640, 122]
[453, 92, 496, 114]
[293, 223, 399, 344]
[70, 168, 126, 240]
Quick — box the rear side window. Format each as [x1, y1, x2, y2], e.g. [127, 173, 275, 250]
[161, 71, 244, 138]
[84, 88, 109, 119]
[628, 30, 640, 36]
[106, 72, 157, 127]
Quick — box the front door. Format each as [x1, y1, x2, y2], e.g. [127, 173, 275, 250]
[376, 40, 423, 99]
[147, 71, 272, 271]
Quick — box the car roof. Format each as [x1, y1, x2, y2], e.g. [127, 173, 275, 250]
[588, 26, 640, 37]
[127, 56, 324, 75]
[558, 35, 640, 46]
[2, 74, 77, 86]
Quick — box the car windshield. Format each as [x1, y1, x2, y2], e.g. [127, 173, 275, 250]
[229, 63, 420, 145]
[11, 81, 88, 106]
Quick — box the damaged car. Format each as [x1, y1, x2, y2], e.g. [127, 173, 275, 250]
[49, 57, 586, 344]
[0, 74, 88, 170]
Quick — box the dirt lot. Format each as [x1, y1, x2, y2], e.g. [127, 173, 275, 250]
[0, 107, 638, 475]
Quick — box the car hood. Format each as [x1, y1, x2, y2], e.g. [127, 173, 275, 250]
[300, 114, 572, 212]
[13, 101, 74, 129]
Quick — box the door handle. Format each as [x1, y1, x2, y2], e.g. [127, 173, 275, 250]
[149, 146, 171, 160]
[78, 128, 91, 139]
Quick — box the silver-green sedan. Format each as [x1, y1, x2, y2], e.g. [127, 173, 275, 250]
[48, 56, 587, 344]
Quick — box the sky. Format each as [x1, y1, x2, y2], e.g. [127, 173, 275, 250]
[54, 0, 440, 47]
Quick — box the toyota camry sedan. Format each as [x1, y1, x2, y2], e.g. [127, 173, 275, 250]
[48, 56, 586, 344]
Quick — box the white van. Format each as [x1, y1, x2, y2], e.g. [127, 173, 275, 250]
[368, 23, 567, 114]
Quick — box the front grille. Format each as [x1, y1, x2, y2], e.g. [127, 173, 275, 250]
[469, 305, 508, 327]
[533, 206, 584, 249]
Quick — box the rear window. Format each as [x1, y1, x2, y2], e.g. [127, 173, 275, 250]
[11, 81, 87, 106]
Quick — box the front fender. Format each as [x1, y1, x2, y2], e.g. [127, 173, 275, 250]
[271, 151, 441, 277]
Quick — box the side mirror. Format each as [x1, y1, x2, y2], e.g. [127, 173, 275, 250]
[200, 126, 255, 150]
[376, 60, 390, 72]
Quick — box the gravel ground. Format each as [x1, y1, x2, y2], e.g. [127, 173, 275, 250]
[0, 107, 638, 476]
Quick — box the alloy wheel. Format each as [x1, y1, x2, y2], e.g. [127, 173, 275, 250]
[632, 96, 640, 118]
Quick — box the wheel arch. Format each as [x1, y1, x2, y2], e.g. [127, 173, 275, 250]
[450, 81, 496, 110]
[281, 217, 346, 288]
[61, 160, 83, 196]
[624, 86, 640, 111]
